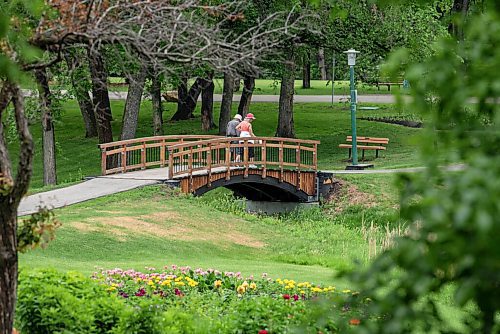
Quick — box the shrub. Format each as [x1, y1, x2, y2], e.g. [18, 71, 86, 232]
[16, 269, 125, 334]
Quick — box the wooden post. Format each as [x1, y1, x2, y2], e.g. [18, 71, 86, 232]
[168, 147, 174, 179]
[207, 143, 212, 187]
[101, 148, 107, 175]
[296, 145, 301, 189]
[188, 147, 193, 192]
[122, 145, 127, 173]
[279, 141, 284, 182]
[225, 141, 231, 180]
[261, 140, 267, 179]
[313, 143, 318, 171]
[243, 139, 249, 178]
[141, 142, 146, 169]
[160, 139, 166, 167]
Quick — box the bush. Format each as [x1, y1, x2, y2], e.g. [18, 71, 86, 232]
[16, 269, 125, 334]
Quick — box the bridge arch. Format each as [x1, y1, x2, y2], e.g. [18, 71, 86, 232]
[194, 173, 313, 202]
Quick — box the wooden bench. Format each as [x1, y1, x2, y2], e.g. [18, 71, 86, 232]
[376, 77, 404, 91]
[338, 136, 389, 160]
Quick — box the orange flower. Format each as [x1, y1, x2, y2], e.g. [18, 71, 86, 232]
[349, 318, 361, 326]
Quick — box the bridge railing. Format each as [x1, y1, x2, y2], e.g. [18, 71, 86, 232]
[98, 135, 222, 175]
[167, 137, 319, 180]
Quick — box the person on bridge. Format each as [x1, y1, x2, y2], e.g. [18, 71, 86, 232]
[236, 113, 257, 163]
[226, 114, 242, 162]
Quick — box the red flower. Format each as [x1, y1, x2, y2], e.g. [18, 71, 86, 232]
[292, 294, 299, 301]
[135, 288, 146, 297]
[174, 288, 184, 297]
[349, 318, 361, 326]
[258, 330, 268, 334]
[283, 294, 290, 300]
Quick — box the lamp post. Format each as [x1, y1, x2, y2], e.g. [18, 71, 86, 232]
[344, 49, 373, 170]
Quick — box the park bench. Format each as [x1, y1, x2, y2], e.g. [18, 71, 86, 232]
[376, 76, 404, 91]
[338, 136, 389, 160]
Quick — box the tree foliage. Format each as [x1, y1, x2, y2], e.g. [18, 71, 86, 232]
[331, 2, 500, 333]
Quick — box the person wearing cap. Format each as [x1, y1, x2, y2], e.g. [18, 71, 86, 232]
[236, 113, 257, 162]
[226, 114, 242, 161]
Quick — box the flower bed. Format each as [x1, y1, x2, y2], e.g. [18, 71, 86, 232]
[92, 265, 343, 301]
[17, 267, 368, 333]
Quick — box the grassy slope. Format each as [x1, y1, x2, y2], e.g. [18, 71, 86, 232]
[20, 181, 399, 286]
[9, 100, 427, 189]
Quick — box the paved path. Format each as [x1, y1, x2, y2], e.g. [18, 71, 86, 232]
[23, 89, 398, 104]
[18, 164, 464, 216]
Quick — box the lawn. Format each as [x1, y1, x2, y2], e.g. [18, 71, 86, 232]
[107, 78, 405, 95]
[8, 99, 431, 190]
[20, 177, 400, 286]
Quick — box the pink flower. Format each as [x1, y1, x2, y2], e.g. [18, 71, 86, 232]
[283, 294, 290, 300]
[258, 330, 268, 334]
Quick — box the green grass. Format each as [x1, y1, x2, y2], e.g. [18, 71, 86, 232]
[20, 184, 398, 286]
[8, 99, 432, 189]
[108, 78, 405, 95]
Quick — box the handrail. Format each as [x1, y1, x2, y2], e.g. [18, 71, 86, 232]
[98, 135, 223, 175]
[166, 136, 319, 181]
[98, 135, 320, 178]
[98, 135, 222, 149]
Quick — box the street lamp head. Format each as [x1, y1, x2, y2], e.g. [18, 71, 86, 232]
[344, 49, 360, 66]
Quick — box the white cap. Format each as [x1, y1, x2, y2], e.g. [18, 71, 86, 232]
[234, 114, 242, 120]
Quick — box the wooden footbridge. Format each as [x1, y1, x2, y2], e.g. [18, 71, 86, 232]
[99, 135, 332, 203]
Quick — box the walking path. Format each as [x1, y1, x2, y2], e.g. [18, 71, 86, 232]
[17, 164, 464, 216]
[22, 89, 398, 104]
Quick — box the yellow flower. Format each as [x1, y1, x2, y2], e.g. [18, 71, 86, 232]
[161, 280, 171, 286]
[107, 286, 117, 292]
[237, 285, 246, 294]
[342, 289, 351, 294]
[147, 280, 155, 286]
[311, 287, 322, 293]
[175, 281, 185, 286]
[214, 280, 222, 288]
[175, 276, 183, 282]
[249, 283, 257, 290]
[242, 281, 249, 288]
[300, 290, 305, 294]
[188, 281, 198, 287]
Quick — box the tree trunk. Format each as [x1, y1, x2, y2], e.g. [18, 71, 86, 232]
[302, 52, 311, 89]
[120, 63, 148, 140]
[449, 0, 470, 39]
[0, 82, 34, 334]
[219, 72, 234, 135]
[237, 76, 255, 117]
[171, 77, 204, 121]
[87, 47, 113, 143]
[64, 51, 97, 138]
[34, 69, 57, 185]
[276, 51, 296, 138]
[201, 73, 216, 131]
[150, 71, 163, 136]
[318, 48, 327, 80]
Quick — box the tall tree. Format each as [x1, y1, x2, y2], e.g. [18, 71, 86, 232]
[171, 77, 204, 121]
[150, 70, 163, 136]
[34, 69, 57, 185]
[302, 52, 311, 88]
[219, 72, 235, 135]
[120, 63, 148, 140]
[64, 51, 97, 138]
[317, 47, 327, 80]
[237, 76, 255, 117]
[276, 49, 296, 138]
[87, 47, 113, 143]
[201, 72, 216, 131]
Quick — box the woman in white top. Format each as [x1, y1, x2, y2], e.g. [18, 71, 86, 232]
[236, 113, 256, 162]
